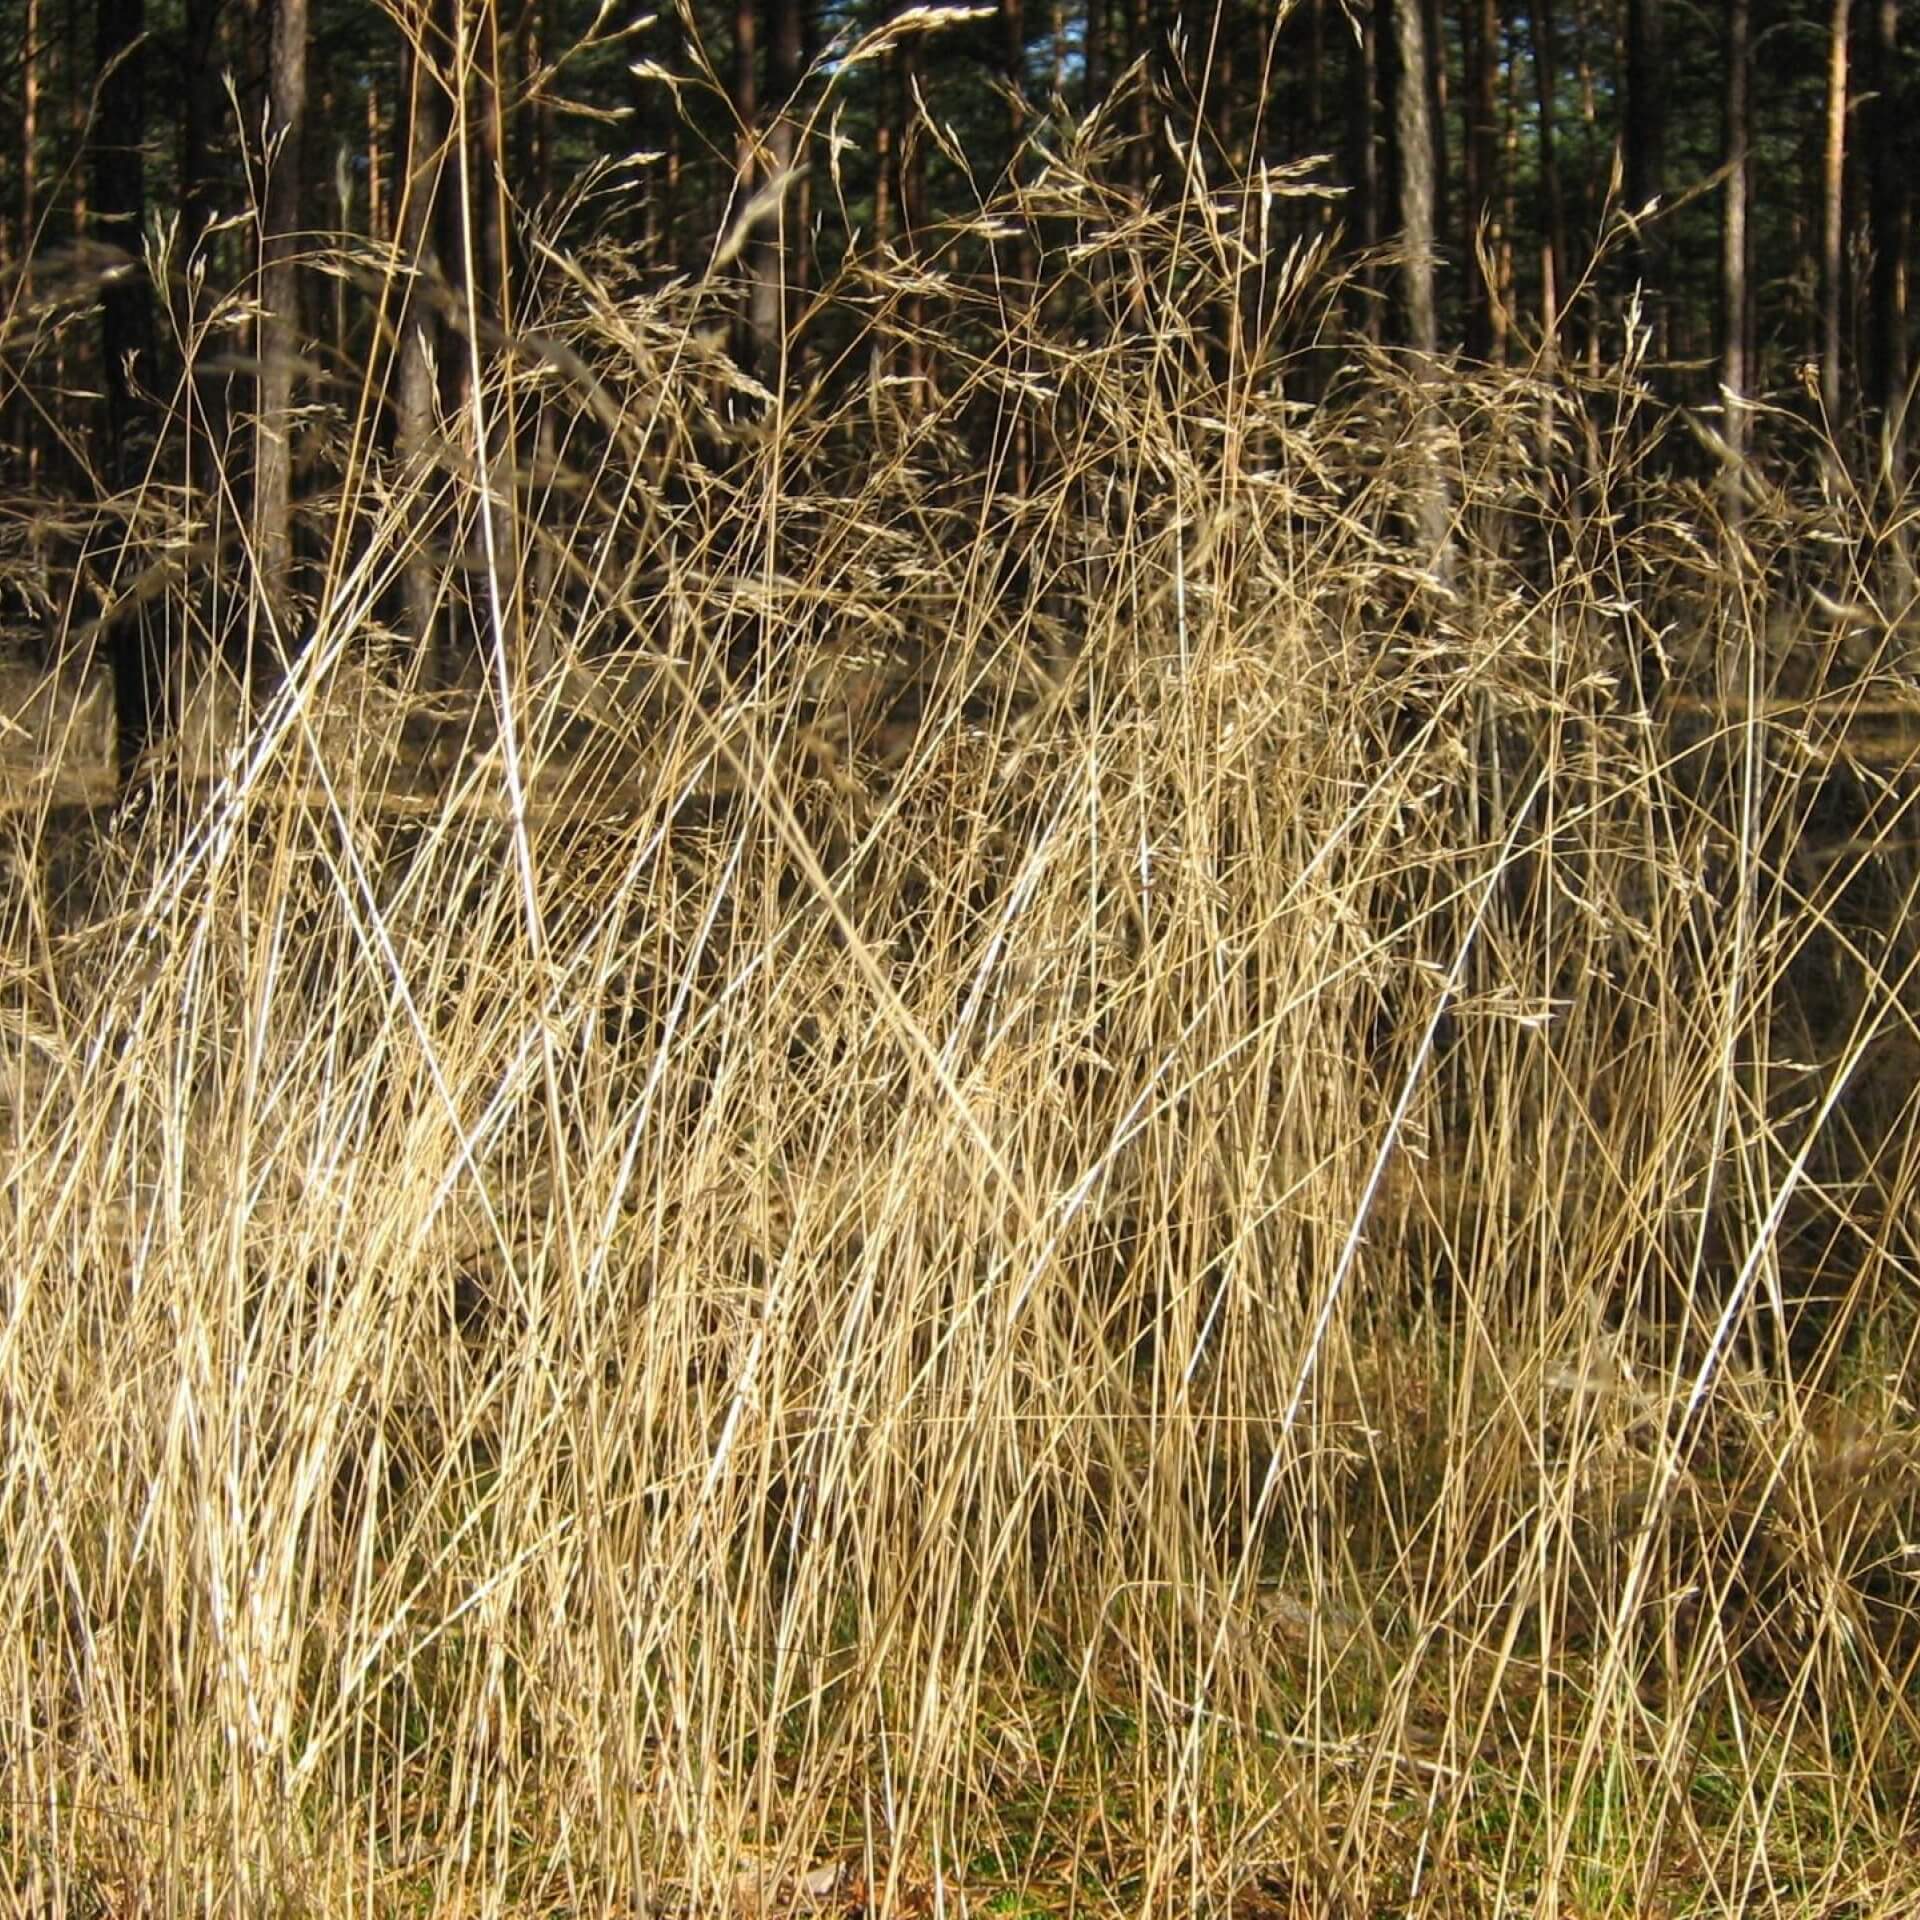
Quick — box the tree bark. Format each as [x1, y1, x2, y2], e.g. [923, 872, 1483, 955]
[254, 0, 309, 631]
[469, 0, 509, 347]
[92, 0, 161, 775]
[180, 0, 224, 261]
[1186, 0, 1234, 159]
[1720, 0, 1750, 532]
[1420, 0, 1447, 293]
[12, 0, 38, 488]
[1865, 0, 1911, 598]
[1084, 0, 1107, 109]
[1866, 0, 1910, 490]
[516, 0, 558, 670]
[1531, 0, 1568, 357]
[1462, 0, 1502, 359]
[395, 5, 453, 670]
[629, 0, 679, 265]
[747, 0, 805, 375]
[731, 0, 761, 368]
[461, 0, 521, 686]
[1005, 0, 1034, 491]
[1624, 0, 1664, 352]
[1307, 0, 1325, 138]
[19, 0, 36, 263]
[1126, 0, 1152, 192]
[1005, 0, 1027, 142]
[1821, 0, 1849, 430]
[1346, 0, 1379, 339]
[1393, 0, 1439, 360]
[93, 0, 152, 485]
[1392, 0, 1452, 582]
[366, 73, 385, 246]
[895, 27, 926, 390]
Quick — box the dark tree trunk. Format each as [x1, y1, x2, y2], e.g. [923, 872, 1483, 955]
[1186, 0, 1234, 158]
[1347, 0, 1379, 339]
[1624, 0, 1665, 352]
[629, 0, 680, 266]
[1307, 0, 1325, 138]
[519, 0, 558, 674]
[1084, 0, 1107, 111]
[254, 0, 309, 630]
[1821, 0, 1849, 429]
[1720, 0, 1751, 529]
[1531, 0, 1568, 357]
[11, 0, 40, 488]
[1392, 0, 1438, 359]
[734, 0, 758, 201]
[732, 0, 760, 368]
[179, 0, 224, 261]
[18, 0, 36, 264]
[465, 0, 520, 683]
[512, 0, 553, 221]
[92, 0, 161, 775]
[1866, 0, 1910, 489]
[1392, 0, 1452, 580]
[747, 0, 805, 375]
[1126, 0, 1152, 191]
[366, 71, 386, 245]
[469, 0, 508, 341]
[1420, 0, 1447, 294]
[1005, 0, 1034, 490]
[1005, 0, 1027, 139]
[395, 7, 453, 671]
[896, 30, 926, 389]
[93, 0, 152, 485]
[1462, 0, 1502, 359]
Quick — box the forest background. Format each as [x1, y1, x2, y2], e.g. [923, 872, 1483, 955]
[10, 0, 1917, 655]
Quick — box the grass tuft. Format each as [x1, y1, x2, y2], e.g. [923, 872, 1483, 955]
[2, 134, 1918, 1918]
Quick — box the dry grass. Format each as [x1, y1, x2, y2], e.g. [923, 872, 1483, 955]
[1, 98, 1918, 1920]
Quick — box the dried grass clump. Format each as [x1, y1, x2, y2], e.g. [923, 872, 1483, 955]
[1, 120, 1918, 1920]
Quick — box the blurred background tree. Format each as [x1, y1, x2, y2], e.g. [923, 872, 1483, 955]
[0, 0, 1912, 695]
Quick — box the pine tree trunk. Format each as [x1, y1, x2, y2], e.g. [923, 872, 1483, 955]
[1084, 0, 1107, 107]
[1624, 0, 1665, 354]
[1532, 0, 1568, 359]
[17, 0, 34, 266]
[93, 0, 160, 774]
[1821, 0, 1849, 430]
[1720, 0, 1750, 538]
[1392, 0, 1453, 583]
[1865, 0, 1911, 595]
[1393, 0, 1439, 360]
[747, 0, 805, 375]
[13, 0, 38, 490]
[1005, 0, 1033, 492]
[1346, 0, 1379, 340]
[395, 7, 452, 675]
[1420, 0, 1448, 289]
[629, 1, 679, 265]
[1463, 0, 1502, 359]
[896, 31, 926, 390]
[255, 0, 309, 632]
[92, 0, 151, 488]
